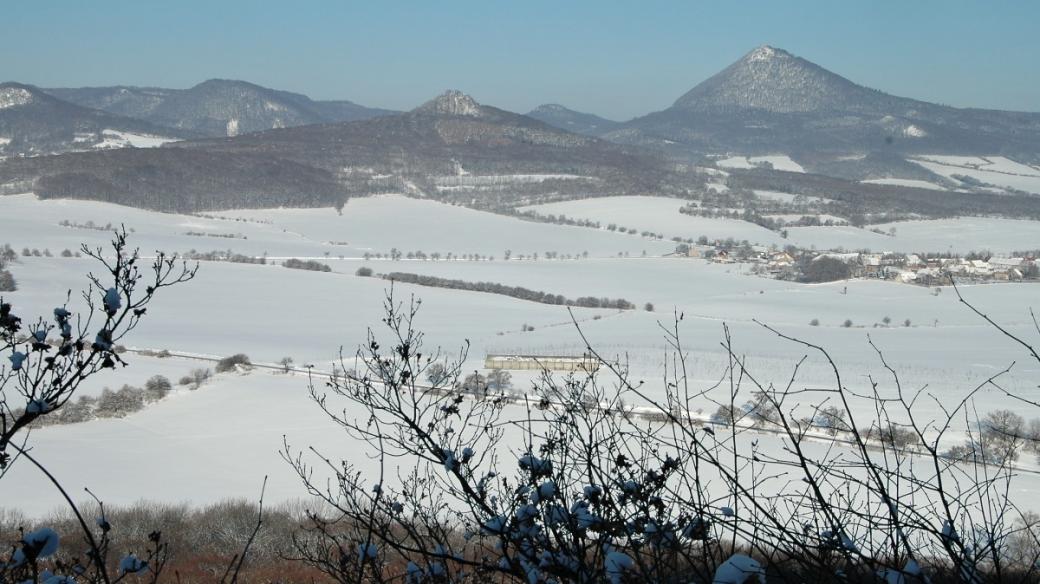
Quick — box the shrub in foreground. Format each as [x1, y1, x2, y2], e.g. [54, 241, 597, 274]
[0, 231, 196, 583]
[285, 289, 1040, 584]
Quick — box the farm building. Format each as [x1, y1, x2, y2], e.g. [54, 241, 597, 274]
[484, 354, 602, 372]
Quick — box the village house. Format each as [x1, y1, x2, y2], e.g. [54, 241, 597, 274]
[969, 259, 992, 276]
[913, 267, 945, 285]
[714, 249, 734, 263]
[988, 257, 1027, 280]
[989, 257, 1027, 270]
[767, 250, 795, 268]
[861, 253, 884, 278]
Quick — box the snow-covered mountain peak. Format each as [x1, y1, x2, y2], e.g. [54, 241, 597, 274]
[746, 45, 784, 62]
[416, 90, 483, 117]
[671, 45, 886, 114]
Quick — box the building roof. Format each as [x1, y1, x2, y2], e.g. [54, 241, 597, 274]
[989, 257, 1026, 267]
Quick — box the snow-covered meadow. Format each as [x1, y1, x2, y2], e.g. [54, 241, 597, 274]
[93, 129, 179, 149]
[860, 177, 948, 191]
[523, 196, 787, 245]
[787, 217, 1040, 254]
[716, 155, 806, 173]
[216, 194, 674, 259]
[909, 155, 1040, 195]
[2, 192, 1039, 516]
[527, 195, 1040, 254]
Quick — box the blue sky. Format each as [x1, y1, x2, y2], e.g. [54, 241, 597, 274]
[5, 1, 1038, 119]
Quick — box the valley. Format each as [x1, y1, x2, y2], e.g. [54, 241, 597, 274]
[2, 191, 1038, 516]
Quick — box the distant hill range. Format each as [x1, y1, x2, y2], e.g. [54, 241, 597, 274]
[45, 79, 396, 138]
[0, 79, 395, 158]
[526, 104, 621, 136]
[0, 90, 686, 212]
[604, 46, 1040, 167]
[2, 47, 1040, 213]
[0, 82, 189, 158]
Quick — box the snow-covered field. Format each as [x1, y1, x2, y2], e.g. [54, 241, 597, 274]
[0, 193, 332, 259]
[217, 194, 672, 258]
[522, 196, 787, 246]
[2, 193, 1040, 516]
[10, 362, 1040, 519]
[861, 178, 948, 191]
[94, 129, 179, 149]
[917, 155, 1040, 176]
[789, 217, 1040, 254]
[909, 155, 1040, 195]
[753, 189, 822, 204]
[524, 195, 1040, 254]
[717, 155, 806, 173]
[9, 363, 1040, 520]
[0, 193, 670, 260]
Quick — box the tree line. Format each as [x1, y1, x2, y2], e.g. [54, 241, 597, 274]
[381, 271, 636, 310]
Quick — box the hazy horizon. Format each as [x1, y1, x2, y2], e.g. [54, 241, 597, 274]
[6, 0, 1040, 119]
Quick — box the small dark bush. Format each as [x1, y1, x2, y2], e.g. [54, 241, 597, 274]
[216, 353, 251, 373]
[179, 368, 212, 389]
[801, 257, 852, 283]
[145, 375, 173, 394]
[283, 258, 331, 272]
[95, 385, 146, 418]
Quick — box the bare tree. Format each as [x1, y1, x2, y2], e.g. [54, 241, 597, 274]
[287, 287, 1040, 583]
[0, 231, 196, 583]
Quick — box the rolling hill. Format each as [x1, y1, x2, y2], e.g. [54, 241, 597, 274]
[0, 82, 187, 158]
[0, 91, 689, 211]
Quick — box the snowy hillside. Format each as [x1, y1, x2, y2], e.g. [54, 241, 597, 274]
[909, 154, 1040, 195]
[672, 45, 906, 114]
[0, 82, 186, 157]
